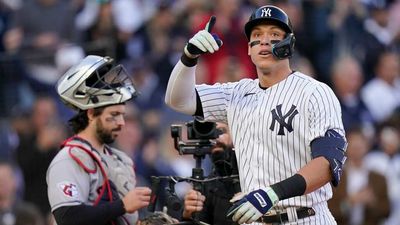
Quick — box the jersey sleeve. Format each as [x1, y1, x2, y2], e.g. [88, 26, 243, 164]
[47, 149, 92, 211]
[195, 82, 234, 123]
[307, 83, 345, 142]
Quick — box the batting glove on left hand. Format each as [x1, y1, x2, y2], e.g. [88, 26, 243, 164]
[184, 16, 223, 58]
[226, 187, 279, 224]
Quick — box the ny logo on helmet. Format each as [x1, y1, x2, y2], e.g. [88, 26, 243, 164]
[270, 104, 298, 135]
[261, 8, 272, 17]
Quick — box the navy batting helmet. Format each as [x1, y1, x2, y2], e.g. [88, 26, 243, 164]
[244, 5, 293, 40]
[245, 5, 295, 59]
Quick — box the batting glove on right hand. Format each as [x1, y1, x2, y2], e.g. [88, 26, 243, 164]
[184, 16, 223, 58]
[226, 187, 279, 224]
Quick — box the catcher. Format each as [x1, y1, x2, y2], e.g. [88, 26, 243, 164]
[46, 55, 151, 225]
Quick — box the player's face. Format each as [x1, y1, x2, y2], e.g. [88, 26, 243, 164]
[95, 104, 126, 144]
[248, 24, 286, 71]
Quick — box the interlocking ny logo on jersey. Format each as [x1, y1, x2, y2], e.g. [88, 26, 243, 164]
[261, 8, 272, 17]
[270, 104, 298, 135]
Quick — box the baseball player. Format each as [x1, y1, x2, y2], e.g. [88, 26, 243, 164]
[46, 55, 151, 225]
[165, 5, 347, 225]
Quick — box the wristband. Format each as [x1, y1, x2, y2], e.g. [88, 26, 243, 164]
[180, 53, 198, 67]
[270, 174, 306, 200]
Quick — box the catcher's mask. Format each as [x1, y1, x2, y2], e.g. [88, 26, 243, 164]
[56, 55, 138, 110]
[245, 5, 295, 59]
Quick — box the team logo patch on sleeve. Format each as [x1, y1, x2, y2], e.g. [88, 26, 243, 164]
[58, 182, 79, 199]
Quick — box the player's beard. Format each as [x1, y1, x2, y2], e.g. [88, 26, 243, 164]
[95, 119, 120, 144]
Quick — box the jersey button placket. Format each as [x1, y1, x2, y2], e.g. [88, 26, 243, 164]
[254, 92, 262, 170]
[256, 92, 262, 145]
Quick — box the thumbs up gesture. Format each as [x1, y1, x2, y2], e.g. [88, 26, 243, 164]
[184, 16, 223, 58]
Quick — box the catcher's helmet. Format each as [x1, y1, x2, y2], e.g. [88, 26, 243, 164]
[56, 55, 138, 110]
[245, 5, 295, 59]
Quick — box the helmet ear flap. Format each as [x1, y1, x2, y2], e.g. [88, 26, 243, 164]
[272, 33, 296, 59]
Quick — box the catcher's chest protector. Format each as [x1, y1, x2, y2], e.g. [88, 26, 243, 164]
[63, 137, 138, 224]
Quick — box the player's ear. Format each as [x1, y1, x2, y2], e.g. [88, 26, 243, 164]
[87, 109, 95, 122]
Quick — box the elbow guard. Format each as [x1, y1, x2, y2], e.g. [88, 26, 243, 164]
[310, 130, 347, 187]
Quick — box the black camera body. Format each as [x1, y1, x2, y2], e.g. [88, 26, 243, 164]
[148, 118, 239, 223]
[186, 119, 221, 140]
[170, 119, 222, 156]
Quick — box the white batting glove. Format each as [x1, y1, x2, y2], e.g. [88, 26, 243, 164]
[227, 187, 279, 224]
[184, 16, 223, 58]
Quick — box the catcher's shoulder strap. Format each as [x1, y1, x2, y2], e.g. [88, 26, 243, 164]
[60, 136, 114, 207]
[60, 136, 99, 173]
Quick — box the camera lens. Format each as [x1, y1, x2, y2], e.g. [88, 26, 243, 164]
[192, 120, 217, 139]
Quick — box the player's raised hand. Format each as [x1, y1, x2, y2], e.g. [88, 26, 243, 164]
[226, 187, 279, 224]
[184, 16, 223, 58]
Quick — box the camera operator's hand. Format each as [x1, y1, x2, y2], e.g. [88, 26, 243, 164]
[184, 16, 223, 58]
[182, 189, 206, 219]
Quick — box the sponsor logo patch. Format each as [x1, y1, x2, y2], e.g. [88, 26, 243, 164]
[254, 192, 267, 207]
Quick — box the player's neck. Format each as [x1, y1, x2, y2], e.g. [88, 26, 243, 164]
[77, 130, 105, 153]
[257, 65, 292, 88]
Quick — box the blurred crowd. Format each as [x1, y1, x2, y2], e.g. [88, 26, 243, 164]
[0, 0, 399, 225]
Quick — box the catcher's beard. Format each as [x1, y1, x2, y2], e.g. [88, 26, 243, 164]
[95, 119, 120, 144]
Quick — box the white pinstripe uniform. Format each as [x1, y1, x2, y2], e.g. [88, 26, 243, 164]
[195, 72, 344, 225]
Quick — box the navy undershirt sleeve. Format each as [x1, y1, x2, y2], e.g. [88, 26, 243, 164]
[52, 200, 125, 225]
[194, 90, 204, 118]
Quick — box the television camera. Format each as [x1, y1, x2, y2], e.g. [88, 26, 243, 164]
[147, 119, 239, 224]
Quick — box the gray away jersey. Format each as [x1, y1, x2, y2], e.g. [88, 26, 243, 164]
[46, 138, 138, 224]
[196, 71, 344, 224]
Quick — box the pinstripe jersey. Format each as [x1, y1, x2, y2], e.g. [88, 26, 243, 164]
[196, 71, 344, 224]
